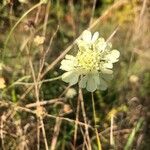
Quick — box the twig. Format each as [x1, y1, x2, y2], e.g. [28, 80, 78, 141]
[15, 75, 62, 86]
[73, 91, 80, 147]
[39, 116, 49, 150]
[137, 0, 147, 30]
[42, 1, 51, 37]
[91, 93, 102, 150]
[50, 117, 62, 150]
[79, 126, 89, 150]
[34, 5, 41, 24]
[106, 26, 119, 42]
[79, 89, 92, 150]
[0, 114, 6, 150]
[89, 0, 97, 25]
[25, 98, 64, 108]
[110, 115, 114, 146]
[0, 100, 93, 129]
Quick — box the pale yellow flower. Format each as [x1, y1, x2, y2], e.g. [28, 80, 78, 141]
[34, 35, 45, 46]
[60, 30, 120, 92]
[129, 75, 139, 83]
[65, 88, 77, 98]
[0, 77, 6, 89]
[0, 63, 3, 70]
[18, 0, 28, 3]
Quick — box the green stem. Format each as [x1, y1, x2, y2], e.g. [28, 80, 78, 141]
[2, 75, 62, 97]
[124, 117, 144, 150]
[91, 92, 102, 150]
[2, 75, 31, 97]
[14, 75, 62, 85]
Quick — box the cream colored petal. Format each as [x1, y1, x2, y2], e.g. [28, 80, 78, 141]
[111, 50, 120, 58]
[62, 72, 73, 83]
[62, 71, 79, 85]
[93, 73, 100, 85]
[79, 76, 88, 88]
[103, 63, 113, 69]
[101, 74, 113, 81]
[96, 38, 107, 51]
[18, 0, 28, 4]
[86, 75, 97, 92]
[70, 73, 80, 85]
[60, 59, 72, 65]
[60, 60, 74, 71]
[65, 54, 75, 60]
[101, 68, 113, 74]
[82, 30, 92, 42]
[106, 42, 112, 50]
[60, 64, 74, 71]
[77, 40, 89, 51]
[105, 50, 120, 63]
[92, 32, 99, 43]
[99, 77, 108, 91]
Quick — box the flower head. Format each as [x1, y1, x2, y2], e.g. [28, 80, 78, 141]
[0, 77, 6, 89]
[65, 88, 77, 99]
[34, 35, 45, 46]
[60, 30, 120, 92]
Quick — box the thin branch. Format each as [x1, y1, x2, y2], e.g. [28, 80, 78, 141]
[50, 117, 62, 150]
[73, 91, 80, 147]
[25, 98, 64, 108]
[89, 0, 97, 26]
[79, 89, 92, 150]
[0, 100, 93, 129]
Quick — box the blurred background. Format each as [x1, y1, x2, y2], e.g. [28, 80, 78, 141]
[0, 0, 150, 149]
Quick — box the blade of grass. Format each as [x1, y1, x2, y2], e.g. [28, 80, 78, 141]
[124, 117, 144, 150]
[91, 92, 102, 150]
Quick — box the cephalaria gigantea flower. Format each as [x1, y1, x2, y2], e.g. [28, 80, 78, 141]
[60, 30, 120, 92]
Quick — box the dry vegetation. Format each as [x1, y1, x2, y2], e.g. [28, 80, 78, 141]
[0, 0, 150, 150]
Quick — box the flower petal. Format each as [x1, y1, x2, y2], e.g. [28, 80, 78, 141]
[86, 75, 97, 92]
[79, 75, 88, 88]
[105, 50, 120, 63]
[82, 30, 92, 42]
[65, 54, 76, 60]
[101, 74, 113, 81]
[103, 63, 113, 69]
[96, 38, 107, 51]
[111, 50, 120, 58]
[60, 60, 74, 71]
[77, 40, 89, 51]
[62, 71, 79, 85]
[99, 77, 108, 90]
[92, 32, 99, 43]
[93, 73, 100, 85]
[101, 68, 113, 74]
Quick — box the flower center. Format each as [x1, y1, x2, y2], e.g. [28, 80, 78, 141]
[76, 49, 100, 72]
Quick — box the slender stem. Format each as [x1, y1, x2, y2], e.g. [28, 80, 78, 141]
[80, 89, 92, 150]
[15, 75, 62, 85]
[74, 91, 81, 147]
[40, 116, 49, 150]
[50, 117, 62, 150]
[37, 118, 40, 150]
[91, 92, 102, 150]
[110, 115, 114, 146]
[89, 0, 97, 25]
